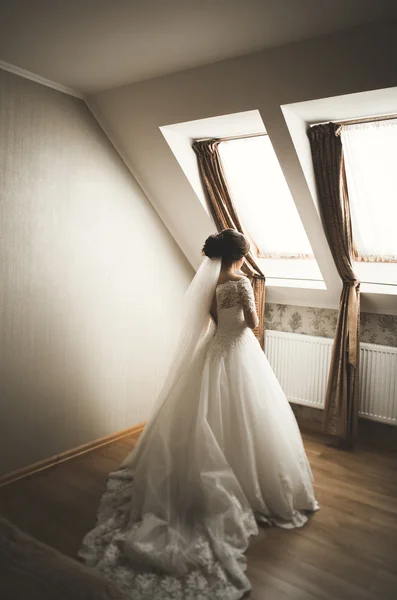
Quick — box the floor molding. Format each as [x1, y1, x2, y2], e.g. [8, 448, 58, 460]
[0, 423, 145, 488]
[294, 407, 397, 452]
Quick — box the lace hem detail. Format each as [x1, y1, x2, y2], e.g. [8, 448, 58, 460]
[79, 468, 258, 600]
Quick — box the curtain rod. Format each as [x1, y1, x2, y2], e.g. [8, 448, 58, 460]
[312, 113, 397, 128]
[336, 113, 397, 126]
[196, 132, 267, 143]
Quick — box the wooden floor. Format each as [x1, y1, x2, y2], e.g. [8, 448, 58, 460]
[1, 432, 397, 600]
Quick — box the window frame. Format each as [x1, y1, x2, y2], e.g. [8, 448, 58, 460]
[339, 116, 397, 266]
[217, 133, 322, 279]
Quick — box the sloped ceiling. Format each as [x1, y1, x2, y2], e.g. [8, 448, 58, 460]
[0, 0, 397, 93]
[88, 21, 397, 313]
[1, 6, 396, 313]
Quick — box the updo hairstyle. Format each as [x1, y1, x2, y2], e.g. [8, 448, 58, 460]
[202, 229, 250, 264]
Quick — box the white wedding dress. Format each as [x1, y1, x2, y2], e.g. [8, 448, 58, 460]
[79, 258, 318, 600]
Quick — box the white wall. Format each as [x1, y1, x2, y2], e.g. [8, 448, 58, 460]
[0, 69, 192, 476]
[88, 21, 397, 313]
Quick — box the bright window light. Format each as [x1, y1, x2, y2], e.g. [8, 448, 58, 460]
[218, 136, 314, 258]
[341, 119, 397, 263]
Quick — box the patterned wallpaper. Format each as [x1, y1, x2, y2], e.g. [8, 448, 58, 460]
[265, 304, 397, 347]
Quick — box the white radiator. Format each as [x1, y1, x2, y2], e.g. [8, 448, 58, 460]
[265, 330, 397, 425]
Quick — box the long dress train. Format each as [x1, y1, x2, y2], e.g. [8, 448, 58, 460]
[79, 261, 319, 599]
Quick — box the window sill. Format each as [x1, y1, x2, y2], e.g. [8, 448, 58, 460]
[361, 282, 397, 296]
[266, 278, 326, 290]
[355, 262, 397, 287]
[258, 257, 323, 281]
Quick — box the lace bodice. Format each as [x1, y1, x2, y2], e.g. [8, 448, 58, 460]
[216, 277, 257, 314]
[209, 278, 259, 357]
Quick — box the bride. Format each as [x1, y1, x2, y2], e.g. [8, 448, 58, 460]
[79, 229, 319, 599]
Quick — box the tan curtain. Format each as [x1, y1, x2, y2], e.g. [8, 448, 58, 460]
[193, 139, 266, 348]
[308, 123, 360, 445]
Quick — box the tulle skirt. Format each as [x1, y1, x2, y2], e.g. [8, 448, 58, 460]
[79, 327, 318, 599]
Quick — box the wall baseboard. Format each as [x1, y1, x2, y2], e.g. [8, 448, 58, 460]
[0, 423, 145, 488]
[2, 411, 394, 490]
[293, 404, 397, 452]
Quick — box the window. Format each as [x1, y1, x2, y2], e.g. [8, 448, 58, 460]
[341, 119, 397, 263]
[218, 136, 313, 259]
[217, 135, 324, 285]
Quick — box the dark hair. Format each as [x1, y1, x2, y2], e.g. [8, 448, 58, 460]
[202, 229, 250, 263]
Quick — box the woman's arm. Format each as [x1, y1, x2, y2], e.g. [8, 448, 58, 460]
[210, 295, 218, 325]
[238, 278, 259, 330]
